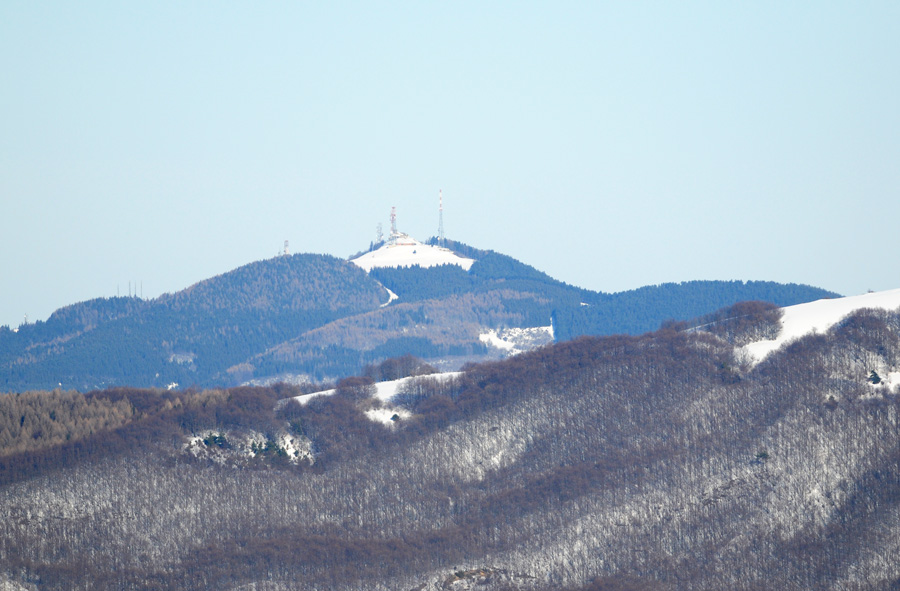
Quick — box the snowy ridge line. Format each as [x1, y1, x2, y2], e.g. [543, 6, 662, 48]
[294, 371, 463, 404]
[291, 372, 464, 424]
[741, 288, 900, 364]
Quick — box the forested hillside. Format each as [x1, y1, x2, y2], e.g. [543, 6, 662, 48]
[1, 302, 899, 590]
[552, 279, 838, 340]
[241, 289, 553, 382]
[0, 254, 387, 392]
[0, 241, 838, 392]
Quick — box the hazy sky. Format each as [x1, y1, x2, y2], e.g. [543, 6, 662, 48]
[2, 2, 899, 328]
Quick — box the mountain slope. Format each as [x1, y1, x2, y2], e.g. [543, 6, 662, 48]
[0, 254, 387, 391]
[1, 293, 900, 589]
[240, 289, 549, 382]
[553, 279, 840, 340]
[0, 240, 839, 392]
[742, 287, 900, 363]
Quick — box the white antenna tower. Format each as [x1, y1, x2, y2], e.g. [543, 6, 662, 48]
[283, 240, 290, 256]
[376, 223, 383, 244]
[437, 189, 445, 246]
[390, 206, 398, 242]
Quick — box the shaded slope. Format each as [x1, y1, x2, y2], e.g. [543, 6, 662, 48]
[376, 240, 838, 340]
[553, 279, 839, 340]
[0, 254, 387, 391]
[240, 290, 547, 382]
[0, 239, 840, 392]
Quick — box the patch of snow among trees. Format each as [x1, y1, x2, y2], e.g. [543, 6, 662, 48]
[742, 288, 900, 364]
[294, 372, 463, 426]
[479, 326, 555, 355]
[0, 576, 35, 591]
[381, 286, 399, 307]
[183, 428, 312, 465]
[295, 372, 463, 406]
[364, 407, 411, 424]
[885, 371, 900, 389]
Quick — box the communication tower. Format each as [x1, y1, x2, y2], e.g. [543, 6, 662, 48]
[389, 206, 398, 243]
[376, 223, 383, 244]
[437, 189, 445, 247]
[283, 240, 290, 256]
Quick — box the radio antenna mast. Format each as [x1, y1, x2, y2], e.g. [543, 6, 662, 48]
[390, 206, 398, 242]
[437, 189, 445, 246]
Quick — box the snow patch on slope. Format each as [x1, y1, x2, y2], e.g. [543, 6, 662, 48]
[365, 407, 411, 424]
[294, 372, 463, 424]
[742, 288, 900, 364]
[350, 234, 475, 272]
[381, 287, 399, 307]
[884, 372, 900, 389]
[183, 428, 312, 465]
[479, 325, 555, 355]
[295, 372, 463, 406]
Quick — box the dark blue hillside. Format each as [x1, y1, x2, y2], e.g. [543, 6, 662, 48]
[373, 240, 839, 343]
[372, 239, 588, 328]
[0, 239, 841, 392]
[0, 254, 387, 392]
[553, 280, 839, 340]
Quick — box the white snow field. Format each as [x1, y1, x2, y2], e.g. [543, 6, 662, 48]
[742, 288, 900, 363]
[350, 233, 475, 272]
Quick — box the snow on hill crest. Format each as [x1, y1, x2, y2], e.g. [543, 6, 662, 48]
[742, 287, 900, 364]
[293, 372, 464, 424]
[350, 233, 475, 272]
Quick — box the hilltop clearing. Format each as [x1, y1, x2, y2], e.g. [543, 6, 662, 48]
[350, 233, 475, 271]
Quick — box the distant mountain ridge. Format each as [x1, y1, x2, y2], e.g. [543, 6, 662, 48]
[0, 240, 838, 392]
[0, 254, 386, 391]
[553, 279, 843, 341]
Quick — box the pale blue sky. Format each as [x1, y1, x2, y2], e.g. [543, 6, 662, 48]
[2, 2, 899, 328]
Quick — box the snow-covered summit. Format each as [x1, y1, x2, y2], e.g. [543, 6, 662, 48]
[742, 288, 900, 363]
[350, 233, 475, 272]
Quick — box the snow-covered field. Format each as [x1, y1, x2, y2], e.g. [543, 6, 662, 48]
[350, 233, 475, 271]
[743, 288, 900, 363]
